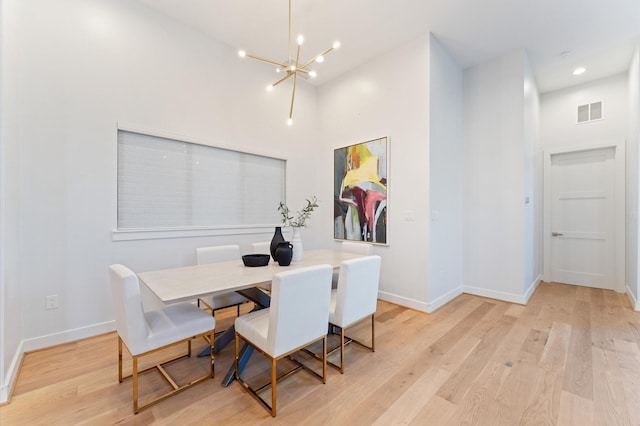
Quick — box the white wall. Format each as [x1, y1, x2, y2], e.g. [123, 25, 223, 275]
[540, 73, 629, 149]
[462, 50, 530, 303]
[317, 35, 430, 310]
[1, 0, 321, 392]
[427, 34, 464, 311]
[523, 54, 542, 293]
[0, 0, 24, 402]
[627, 42, 640, 309]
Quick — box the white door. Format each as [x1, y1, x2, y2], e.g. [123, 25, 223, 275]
[549, 147, 615, 289]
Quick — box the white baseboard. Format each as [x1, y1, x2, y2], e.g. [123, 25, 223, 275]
[524, 274, 543, 303]
[378, 277, 541, 315]
[463, 275, 542, 305]
[462, 285, 525, 304]
[377, 290, 429, 313]
[0, 339, 24, 404]
[626, 284, 639, 311]
[22, 320, 115, 353]
[377, 288, 463, 313]
[426, 286, 463, 313]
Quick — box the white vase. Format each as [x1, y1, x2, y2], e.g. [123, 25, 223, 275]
[291, 227, 303, 261]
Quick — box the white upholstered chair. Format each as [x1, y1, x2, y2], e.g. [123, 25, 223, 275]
[234, 264, 333, 417]
[196, 245, 249, 316]
[329, 255, 381, 373]
[332, 241, 373, 288]
[341, 241, 374, 255]
[250, 241, 271, 254]
[109, 264, 215, 413]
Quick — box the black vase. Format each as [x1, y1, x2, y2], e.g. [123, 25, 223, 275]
[270, 226, 285, 261]
[275, 242, 293, 266]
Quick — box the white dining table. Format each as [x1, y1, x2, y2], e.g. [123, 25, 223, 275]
[138, 249, 362, 304]
[137, 249, 364, 386]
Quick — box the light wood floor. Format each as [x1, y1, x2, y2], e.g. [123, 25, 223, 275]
[1, 282, 639, 425]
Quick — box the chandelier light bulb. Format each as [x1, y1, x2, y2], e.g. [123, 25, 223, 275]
[276, 67, 281, 73]
[309, 70, 317, 78]
[266, 85, 273, 91]
[287, 118, 293, 126]
[290, 65, 296, 71]
[238, 50, 246, 58]
[315, 55, 325, 63]
[573, 67, 586, 75]
[333, 41, 341, 49]
[297, 35, 304, 45]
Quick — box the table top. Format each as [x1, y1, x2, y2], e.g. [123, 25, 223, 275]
[138, 249, 363, 303]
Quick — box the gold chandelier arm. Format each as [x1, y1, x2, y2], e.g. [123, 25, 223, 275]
[300, 46, 335, 69]
[271, 71, 294, 88]
[289, 44, 301, 120]
[244, 53, 288, 69]
[288, 0, 292, 65]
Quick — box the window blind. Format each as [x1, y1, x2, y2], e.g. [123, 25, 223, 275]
[117, 130, 285, 230]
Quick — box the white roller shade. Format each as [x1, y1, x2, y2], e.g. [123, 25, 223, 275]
[117, 130, 285, 230]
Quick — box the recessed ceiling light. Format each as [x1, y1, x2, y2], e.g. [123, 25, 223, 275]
[573, 67, 586, 75]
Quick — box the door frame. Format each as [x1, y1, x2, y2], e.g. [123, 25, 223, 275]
[543, 140, 626, 293]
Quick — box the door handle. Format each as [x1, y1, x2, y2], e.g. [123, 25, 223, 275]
[552, 232, 563, 237]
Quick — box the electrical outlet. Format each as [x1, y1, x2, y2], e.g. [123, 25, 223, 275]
[46, 294, 59, 310]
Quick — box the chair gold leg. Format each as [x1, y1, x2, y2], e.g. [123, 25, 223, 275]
[133, 356, 139, 414]
[371, 313, 375, 352]
[118, 337, 123, 383]
[271, 357, 277, 417]
[339, 327, 345, 374]
[322, 335, 327, 383]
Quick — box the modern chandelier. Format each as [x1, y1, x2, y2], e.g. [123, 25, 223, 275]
[238, 0, 340, 126]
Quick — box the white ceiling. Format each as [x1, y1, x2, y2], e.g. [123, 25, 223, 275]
[137, 0, 640, 93]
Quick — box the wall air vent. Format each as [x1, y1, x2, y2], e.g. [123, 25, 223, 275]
[577, 101, 603, 124]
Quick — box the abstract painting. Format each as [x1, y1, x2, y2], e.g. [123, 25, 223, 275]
[334, 137, 388, 244]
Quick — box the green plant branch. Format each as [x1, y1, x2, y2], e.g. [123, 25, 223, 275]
[278, 196, 319, 227]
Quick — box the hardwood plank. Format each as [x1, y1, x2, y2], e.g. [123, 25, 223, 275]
[409, 395, 458, 425]
[520, 370, 564, 425]
[494, 360, 546, 424]
[518, 321, 571, 425]
[454, 361, 511, 425]
[575, 286, 592, 303]
[557, 390, 594, 425]
[563, 300, 593, 399]
[504, 303, 526, 318]
[435, 336, 481, 372]
[592, 346, 633, 425]
[519, 329, 549, 365]
[371, 367, 450, 425]
[539, 321, 571, 374]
